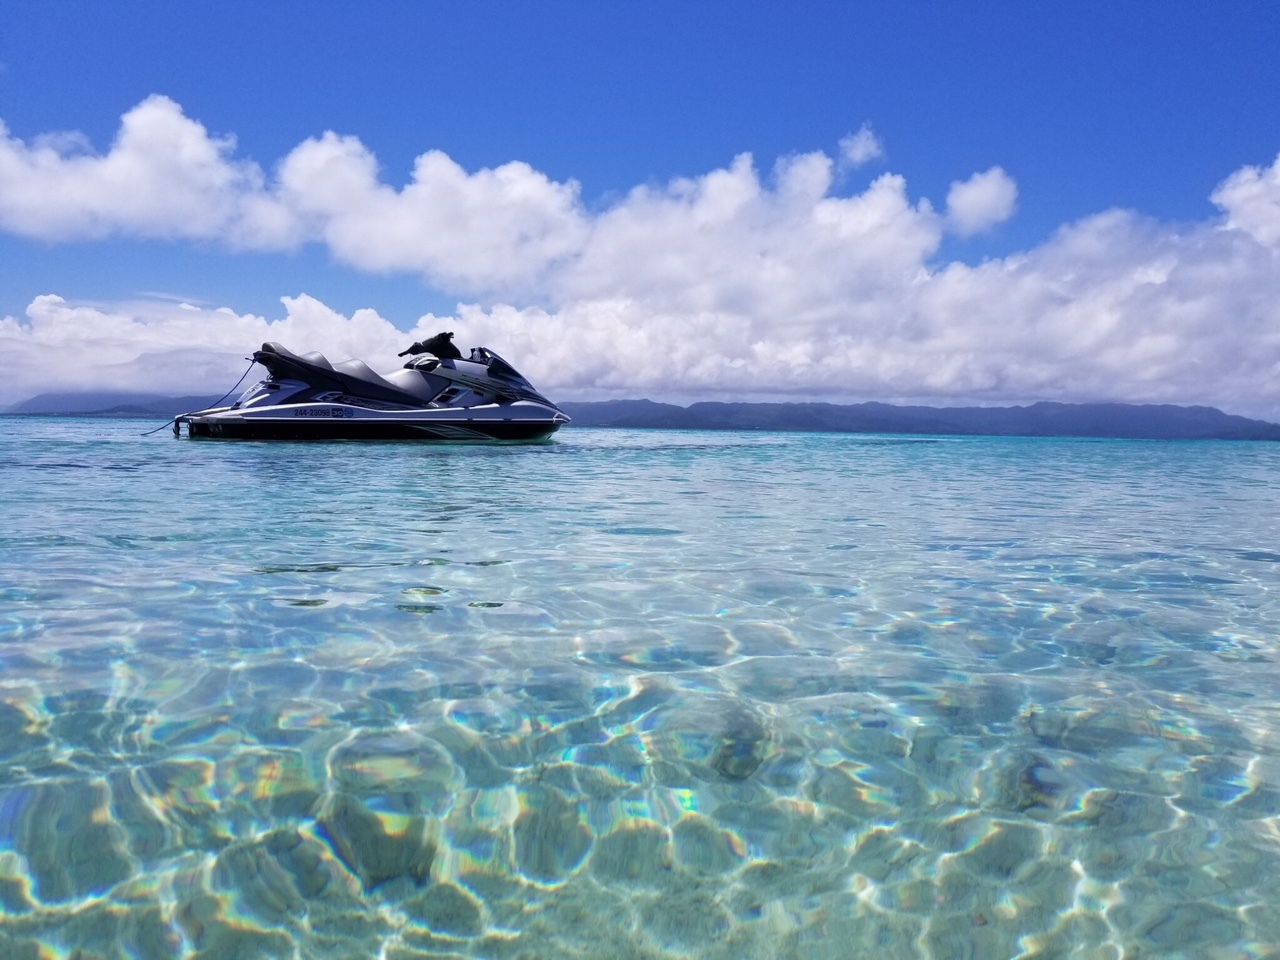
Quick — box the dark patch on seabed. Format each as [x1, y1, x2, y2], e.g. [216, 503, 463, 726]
[1240, 550, 1280, 562]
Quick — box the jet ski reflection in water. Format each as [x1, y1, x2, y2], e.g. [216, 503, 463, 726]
[175, 332, 569, 441]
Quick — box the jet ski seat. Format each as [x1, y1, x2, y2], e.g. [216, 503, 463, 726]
[298, 351, 334, 371]
[255, 342, 447, 406]
[332, 358, 404, 393]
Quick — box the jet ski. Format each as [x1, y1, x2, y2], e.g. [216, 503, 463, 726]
[174, 332, 570, 441]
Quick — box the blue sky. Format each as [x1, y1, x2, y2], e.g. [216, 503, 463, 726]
[3, 1, 1280, 416]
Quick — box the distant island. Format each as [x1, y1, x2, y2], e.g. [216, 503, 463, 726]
[7, 391, 1280, 440]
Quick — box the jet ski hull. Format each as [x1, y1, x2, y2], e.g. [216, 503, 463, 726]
[178, 404, 566, 442]
[180, 416, 563, 442]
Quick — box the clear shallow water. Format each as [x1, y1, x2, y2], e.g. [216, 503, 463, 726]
[2, 418, 1280, 959]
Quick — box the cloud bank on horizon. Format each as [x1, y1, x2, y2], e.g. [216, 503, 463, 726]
[3, 96, 1280, 419]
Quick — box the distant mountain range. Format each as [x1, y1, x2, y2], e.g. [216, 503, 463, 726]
[6, 392, 223, 417]
[558, 399, 1280, 440]
[7, 392, 1280, 440]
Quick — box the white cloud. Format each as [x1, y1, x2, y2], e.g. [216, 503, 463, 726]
[553, 153, 941, 322]
[1211, 152, 1280, 246]
[0, 97, 587, 291]
[0, 95, 301, 248]
[455, 205, 1280, 418]
[945, 166, 1018, 236]
[838, 123, 884, 167]
[276, 134, 588, 292]
[2, 98, 1280, 421]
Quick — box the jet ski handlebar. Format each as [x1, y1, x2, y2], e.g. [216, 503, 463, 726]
[398, 331, 462, 359]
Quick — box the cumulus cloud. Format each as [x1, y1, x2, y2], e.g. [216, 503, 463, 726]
[945, 166, 1018, 236]
[554, 152, 941, 320]
[454, 203, 1280, 418]
[0, 95, 288, 245]
[838, 123, 884, 167]
[1211, 152, 1280, 246]
[0, 97, 587, 292]
[275, 134, 588, 291]
[2, 97, 1280, 421]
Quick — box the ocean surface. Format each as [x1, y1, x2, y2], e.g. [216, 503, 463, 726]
[2, 417, 1280, 960]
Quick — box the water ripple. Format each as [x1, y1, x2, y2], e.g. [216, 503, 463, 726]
[2, 420, 1280, 956]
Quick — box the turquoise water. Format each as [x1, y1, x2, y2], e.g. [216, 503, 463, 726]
[2, 417, 1280, 959]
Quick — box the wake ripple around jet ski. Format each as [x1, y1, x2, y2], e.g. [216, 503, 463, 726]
[175, 333, 569, 442]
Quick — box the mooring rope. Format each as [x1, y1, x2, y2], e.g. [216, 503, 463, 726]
[140, 358, 258, 436]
